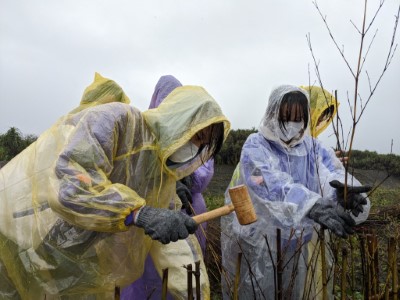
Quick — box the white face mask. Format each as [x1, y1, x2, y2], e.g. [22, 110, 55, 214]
[169, 142, 199, 163]
[278, 121, 304, 143]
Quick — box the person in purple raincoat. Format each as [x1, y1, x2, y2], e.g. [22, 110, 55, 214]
[121, 75, 214, 299]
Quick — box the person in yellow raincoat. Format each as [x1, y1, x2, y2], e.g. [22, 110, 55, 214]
[302, 85, 343, 300]
[302, 85, 338, 138]
[0, 73, 230, 299]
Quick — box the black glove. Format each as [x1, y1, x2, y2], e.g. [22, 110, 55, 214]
[308, 201, 356, 238]
[135, 206, 198, 244]
[329, 180, 372, 217]
[176, 179, 193, 215]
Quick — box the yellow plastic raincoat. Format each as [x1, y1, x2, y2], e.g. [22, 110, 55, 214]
[0, 74, 230, 299]
[300, 86, 339, 138]
[302, 85, 339, 300]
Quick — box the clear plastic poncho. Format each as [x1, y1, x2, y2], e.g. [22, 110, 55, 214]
[0, 75, 230, 299]
[220, 85, 369, 299]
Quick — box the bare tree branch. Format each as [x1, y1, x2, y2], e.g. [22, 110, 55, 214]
[358, 4, 400, 121]
[312, 0, 356, 78]
[366, 70, 373, 93]
[346, 91, 354, 121]
[359, 29, 378, 73]
[364, 0, 385, 35]
[350, 20, 361, 34]
[357, 92, 364, 114]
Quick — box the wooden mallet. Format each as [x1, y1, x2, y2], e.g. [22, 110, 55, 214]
[192, 184, 257, 225]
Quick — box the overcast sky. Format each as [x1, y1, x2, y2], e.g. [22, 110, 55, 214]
[1, 0, 399, 154]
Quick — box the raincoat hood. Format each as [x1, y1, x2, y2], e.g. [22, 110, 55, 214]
[259, 84, 310, 148]
[300, 85, 339, 137]
[143, 85, 230, 179]
[148, 75, 182, 109]
[69, 73, 131, 114]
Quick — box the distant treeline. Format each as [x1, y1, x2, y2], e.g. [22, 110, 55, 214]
[1, 127, 399, 177]
[0, 127, 37, 161]
[214, 129, 400, 177]
[349, 150, 400, 177]
[215, 128, 257, 165]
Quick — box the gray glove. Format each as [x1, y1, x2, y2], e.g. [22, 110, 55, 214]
[176, 179, 193, 215]
[308, 201, 356, 238]
[329, 180, 371, 217]
[135, 206, 198, 244]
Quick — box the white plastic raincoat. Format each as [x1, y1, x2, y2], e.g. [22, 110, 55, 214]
[0, 74, 230, 299]
[220, 85, 369, 300]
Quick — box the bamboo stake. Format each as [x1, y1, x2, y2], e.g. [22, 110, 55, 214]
[277, 228, 282, 300]
[341, 248, 347, 300]
[187, 264, 193, 300]
[359, 234, 368, 297]
[162, 268, 168, 300]
[389, 238, 398, 300]
[384, 239, 392, 300]
[350, 237, 355, 299]
[233, 252, 242, 300]
[195, 261, 201, 300]
[367, 233, 378, 296]
[373, 232, 379, 297]
[319, 228, 328, 300]
[365, 233, 371, 299]
[114, 286, 120, 300]
[332, 238, 341, 295]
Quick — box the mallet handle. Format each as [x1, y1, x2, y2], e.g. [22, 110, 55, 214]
[192, 203, 234, 224]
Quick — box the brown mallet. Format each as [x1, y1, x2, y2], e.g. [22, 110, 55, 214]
[192, 184, 257, 225]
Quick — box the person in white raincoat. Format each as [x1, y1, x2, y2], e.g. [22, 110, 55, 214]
[0, 73, 230, 299]
[220, 85, 371, 300]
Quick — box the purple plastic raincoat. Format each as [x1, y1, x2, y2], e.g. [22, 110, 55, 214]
[122, 75, 213, 300]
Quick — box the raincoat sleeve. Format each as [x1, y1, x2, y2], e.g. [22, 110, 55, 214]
[190, 159, 214, 193]
[52, 105, 146, 232]
[239, 134, 321, 229]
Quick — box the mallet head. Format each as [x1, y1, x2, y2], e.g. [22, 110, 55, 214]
[228, 184, 257, 225]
